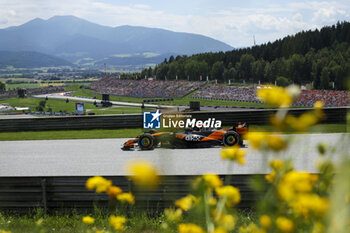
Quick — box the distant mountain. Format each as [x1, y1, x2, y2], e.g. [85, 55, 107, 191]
[0, 51, 72, 68]
[0, 15, 233, 68]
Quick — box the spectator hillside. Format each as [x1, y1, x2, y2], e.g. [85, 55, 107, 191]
[192, 85, 349, 107]
[89, 77, 205, 98]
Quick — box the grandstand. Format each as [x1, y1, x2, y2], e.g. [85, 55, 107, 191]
[192, 85, 349, 107]
[89, 77, 205, 98]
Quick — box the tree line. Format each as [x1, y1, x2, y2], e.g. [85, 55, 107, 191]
[139, 22, 350, 90]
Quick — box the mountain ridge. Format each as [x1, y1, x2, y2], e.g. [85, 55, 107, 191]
[0, 15, 233, 68]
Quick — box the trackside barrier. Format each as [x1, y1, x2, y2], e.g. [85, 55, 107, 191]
[0, 175, 259, 213]
[0, 108, 347, 132]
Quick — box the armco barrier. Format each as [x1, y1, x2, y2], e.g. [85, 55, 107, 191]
[0, 175, 259, 213]
[0, 107, 347, 132]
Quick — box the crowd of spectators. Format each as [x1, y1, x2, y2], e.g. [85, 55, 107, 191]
[192, 86, 258, 102]
[90, 77, 205, 98]
[294, 89, 349, 107]
[192, 85, 349, 107]
[0, 86, 65, 98]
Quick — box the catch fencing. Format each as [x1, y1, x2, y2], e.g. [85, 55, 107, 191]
[0, 175, 258, 213]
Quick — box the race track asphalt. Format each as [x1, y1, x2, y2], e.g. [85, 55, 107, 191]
[0, 133, 348, 177]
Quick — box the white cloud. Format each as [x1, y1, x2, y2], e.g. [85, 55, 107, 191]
[0, 0, 349, 47]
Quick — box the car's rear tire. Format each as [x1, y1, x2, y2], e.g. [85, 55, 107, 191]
[138, 133, 155, 150]
[223, 131, 240, 146]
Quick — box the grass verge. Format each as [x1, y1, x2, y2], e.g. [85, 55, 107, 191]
[0, 97, 152, 115]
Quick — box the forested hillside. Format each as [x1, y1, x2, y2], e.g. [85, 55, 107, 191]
[141, 22, 350, 90]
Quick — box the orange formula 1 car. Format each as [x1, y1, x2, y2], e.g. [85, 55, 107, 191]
[122, 123, 248, 150]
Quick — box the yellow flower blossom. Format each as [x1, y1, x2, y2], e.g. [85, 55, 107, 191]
[175, 194, 198, 211]
[213, 227, 228, 233]
[126, 160, 159, 187]
[208, 197, 217, 206]
[107, 186, 122, 198]
[314, 101, 324, 109]
[221, 145, 246, 164]
[266, 134, 287, 152]
[86, 176, 112, 193]
[82, 216, 95, 225]
[314, 101, 324, 119]
[265, 170, 276, 183]
[269, 159, 285, 170]
[217, 214, 236, 231]
[276, 217, 294, 233]
[203, 173, 223, 188]
[290, 194, 329, 218]
[278, 171, 317, 201]
[244, 132, 266, 150]
[286, 113, 318, 132]
[215, 185, 241, 206]
[178, 223, 205, 233]
[0, 230, 12, 233]
[117, 192, 135, 205]
[164, 208, 182, 222]
[109, 215, 126, 231]
[257, 85, 293, 107]
[260, 215, 271, 229]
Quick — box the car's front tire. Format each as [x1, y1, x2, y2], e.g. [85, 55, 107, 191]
[138, 133, 155, 150]
[223, 131, 240, 146]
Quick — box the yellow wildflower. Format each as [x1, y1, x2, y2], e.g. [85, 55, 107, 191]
[0, 230, 12, 233]
[86, 176, 112, 193]
[269, 159, 285, 170]
[107, 186, 122, 198]
[175, 194, 198, 211]
[221, 145, 246, 164]
[117, 192, 135, 205]
[178, 223, 205, 233]
[109, 215, 126, 231]
[276, 217, 294, 233]
[244, 132, 266, 150]
[215, 185, 241, 206]
[265, 170, 276, 183]
[82, 216, 95, 225]
[314, 101, 324, 109]
[291, 194, 329, 218]
[93, 228, 105, 233]
[213, 227, 228, 233]
[260, 215, 271, 229]
[286, 113, 318, 132]
[203, 173, 223, 188]
[217, 214, 236, 231]
[266, 134, 287, 152]
[126, 160, 159, 187]
[278, 171, 317, 201]
[164, 208, 182, 222]
[208, 197, 217, 206]
[257, 85, 293, 107]
[314, 101, 324, 119]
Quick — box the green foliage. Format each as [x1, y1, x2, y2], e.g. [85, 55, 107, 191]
[0, 81, 5, 92]
[140, 22, 350, 89]
[276, 76, 291, 87]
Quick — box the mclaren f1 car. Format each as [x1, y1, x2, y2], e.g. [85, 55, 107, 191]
[122, 123, 248, 150]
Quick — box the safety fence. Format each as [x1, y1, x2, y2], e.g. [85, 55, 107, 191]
[0, 107, 347, 132]
[0, 175, 259, 213]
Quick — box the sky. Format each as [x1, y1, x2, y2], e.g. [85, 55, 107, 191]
[0, 0, 349, 47]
